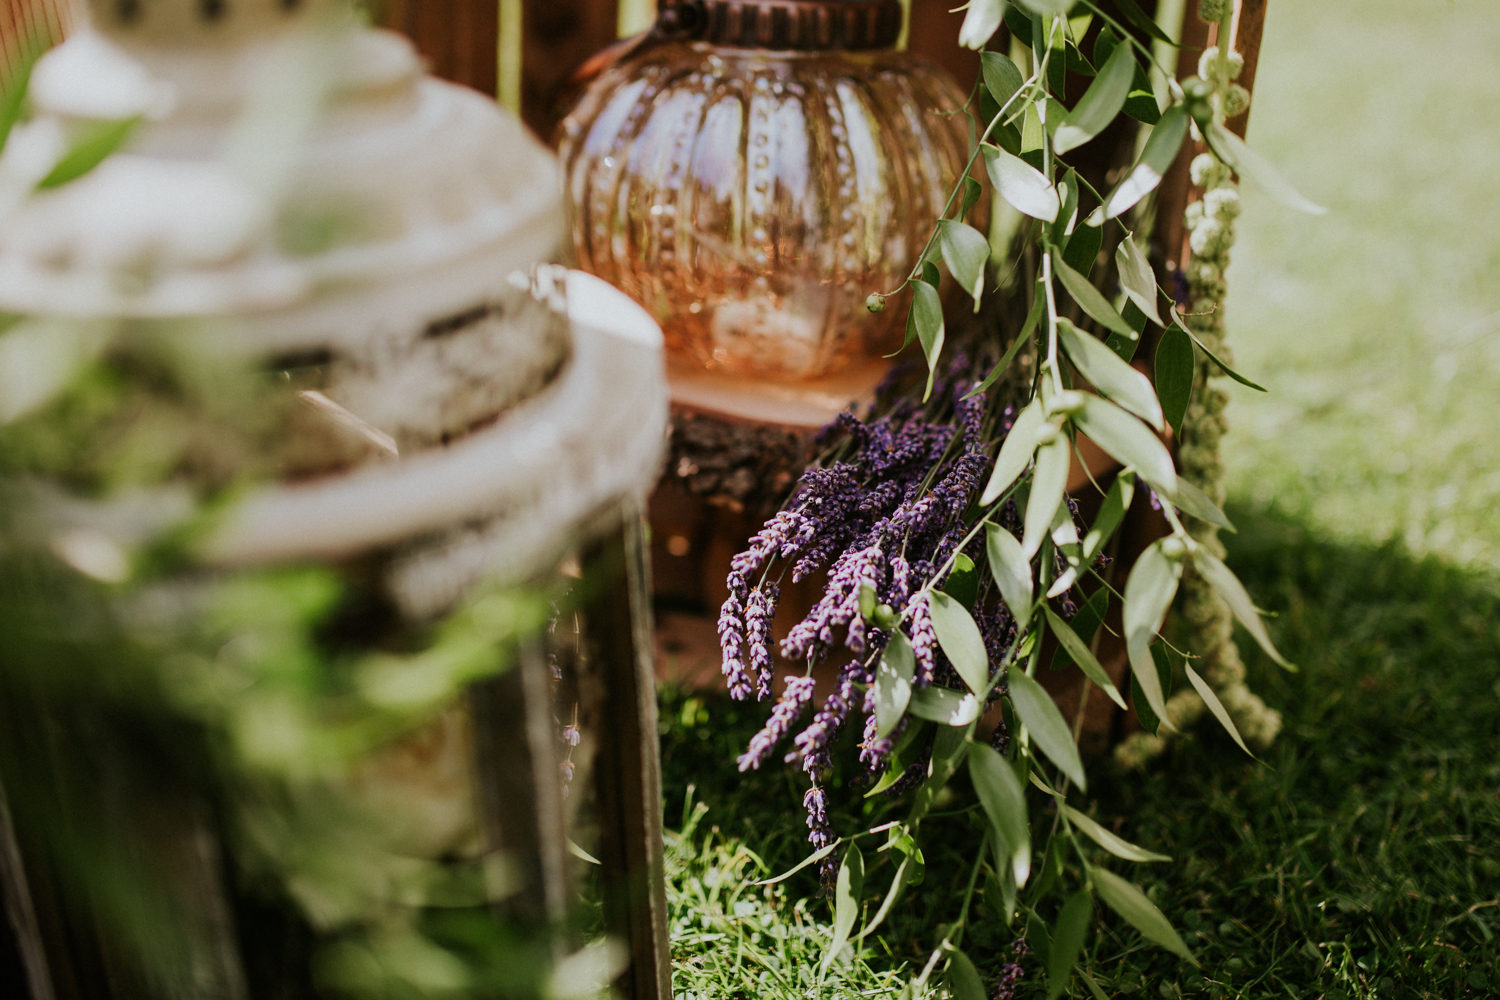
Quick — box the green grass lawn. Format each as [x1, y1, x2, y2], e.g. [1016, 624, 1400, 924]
[657, 2, 1500, 997]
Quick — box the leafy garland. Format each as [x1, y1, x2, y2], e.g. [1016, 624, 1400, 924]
[715, 0, 1322, 994]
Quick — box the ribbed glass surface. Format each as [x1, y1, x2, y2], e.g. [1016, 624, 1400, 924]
[561, 42, 972, 380]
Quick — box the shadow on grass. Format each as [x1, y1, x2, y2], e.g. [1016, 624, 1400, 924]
[658, 506, 1500, 999]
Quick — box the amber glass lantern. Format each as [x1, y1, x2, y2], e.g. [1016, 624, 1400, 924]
[560, 0, 974, 381]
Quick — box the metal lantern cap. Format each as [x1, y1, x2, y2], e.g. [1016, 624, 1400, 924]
[655, 0, 902, 51]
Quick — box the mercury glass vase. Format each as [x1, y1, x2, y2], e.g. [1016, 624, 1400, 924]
[560, 0, 974, 381]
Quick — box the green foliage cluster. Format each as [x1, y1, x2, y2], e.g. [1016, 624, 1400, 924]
[661, 511, 1500, 1000]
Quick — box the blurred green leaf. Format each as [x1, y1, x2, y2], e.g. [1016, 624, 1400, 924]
[39, 117, 140, 190]
[947, 949, 988, 1000]
[1048, 889, 1093, 999]
[755, 840, 840, 885]
[856, 856, 907, 938]
[1206, 119, 1327, 216]
[960, 175, 984, 220]
[1092, 868, 1195, 960]
[1008, 669, 1087, 790]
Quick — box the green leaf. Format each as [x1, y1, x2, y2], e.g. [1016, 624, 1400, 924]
[1008, 669, 1086, 790]
[1054, 256, 1136, 337]
[1166, 477, 1235, 532]
[981, 397, 1044, 504]
[986, 523, 1034, 624]
[0, 42, 41, 154]
[984, 144, 1060, 223]
[908, 723, 973, 825]
[1072, 393, 1177, 495]
[38, 117, 141, 190]
[1078, 967, 1113, 1000]
[961, 175, 984, 220]
[1112, 0, 1179, 47]
[959, 0, 1006, 49]
[939, 219, 991, 311]
[967, 297, 1038, 400]
[1205, 119, 1327, 216]
[1082, 471, 1134, 564]
[1063, 805, 1171, 862]
[1043, 607, 1126, 709]
[1192, 549, 1295, 669]
[1132, 643, 1174, 736]
[857, 856, 908, 939]
[1154, 324, 1194, 438]
[755, 840, 841, 885]
[1115, 234, 1164, 326]
[1123, 541, 1182, 726]
[1053, 40, 1135, 154]
[945, 552, 980, 610]
[1057, 319, 1162, 429]
[1023, 432, 1070, 559]
[1175, 318, 1269, 391]
[913, 280, 945, 401]
[823, 842, 865, 972]
[1062, 221, 1103, 277]
[1016, 0, 1076, 17]
[969, 741, 1031, 886]
[929, 591, 991, 695]
[875, 633, 916, 737]
[1048, 889, 1093, 1000]
[1050, 171, 1080, 246]
[1051, 587, 1107, 669]
[947, 949, 988, 1000]
[908, 685, 982, 726]
[981, 51, 1025, 110]
[1184, 664, 1254, 757]
[1092, 868, 1195, 961]
[1104, 105, 1188, 219]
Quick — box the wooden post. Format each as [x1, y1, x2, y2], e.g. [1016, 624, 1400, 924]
[584, 511, 672, 1000]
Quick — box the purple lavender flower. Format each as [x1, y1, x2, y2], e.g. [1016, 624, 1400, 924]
[858, 711, 901, 779]
[803, 784, 841, 889]
[794, 671, 856, 778]
[718, 572, 751, 700]
[994, 938, 1029, 1000]
[744, 582, 779, 702]
[737, 675, 816, 772]
[906, 592, 938, 687]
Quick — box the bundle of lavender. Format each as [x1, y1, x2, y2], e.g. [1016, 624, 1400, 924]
[708, 1, 1322, 993]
